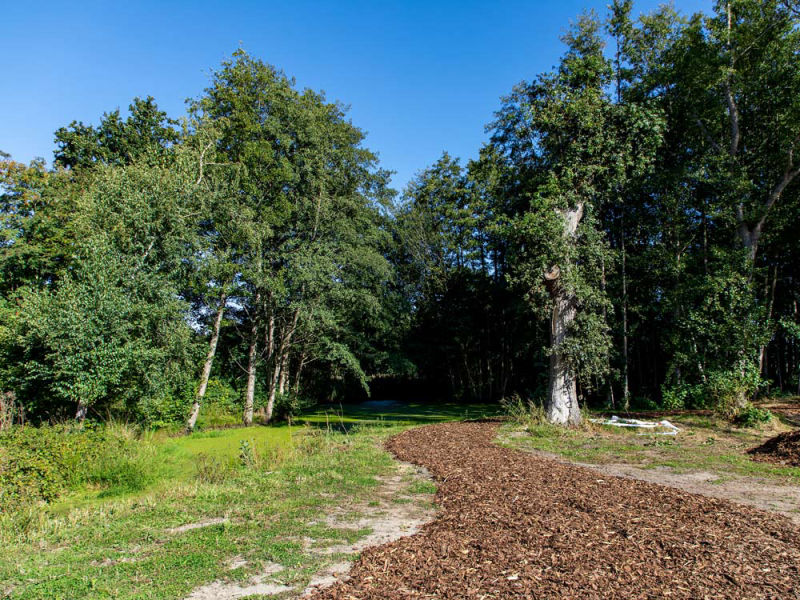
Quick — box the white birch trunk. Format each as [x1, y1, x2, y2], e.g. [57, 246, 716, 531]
[186, 294, 226, 432]
[242, 305, 259, 426]
[75, 398, 88, 423]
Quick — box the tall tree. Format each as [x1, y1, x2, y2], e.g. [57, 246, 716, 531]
[491, 12, 663, 424]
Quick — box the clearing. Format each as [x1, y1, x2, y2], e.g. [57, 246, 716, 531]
[0, 402, 496, 600]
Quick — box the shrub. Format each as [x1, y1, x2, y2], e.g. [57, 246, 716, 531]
[196, 379, 242, 428]
[0, 422, 145, 511]
[733, 403, 773, 428]
[272, 392, 315, 423]
[660, 385, 688, 410]
[238, 439, 257, 468]
[706, 361, 764, 418]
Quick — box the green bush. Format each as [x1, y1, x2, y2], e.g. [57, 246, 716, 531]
[733, 403, 772, 428]
[0, 422, 145, 511]
[660, 385, 688, 410]
[136, 382, 195, 429]
[706, 361, 763, 418]
[272, 392, 315, 423]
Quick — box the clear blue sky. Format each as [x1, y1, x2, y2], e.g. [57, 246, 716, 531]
[2, 0, 710, 192]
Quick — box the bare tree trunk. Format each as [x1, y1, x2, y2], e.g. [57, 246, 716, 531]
[544, 203, 584, 426]
[265, 308, 301, 422]
[621, 215, 630, 410]
[278, 353, 289, 396]
[265, 356, 282, 423]
[545, 283, 581, 425]
[186, 293, 226, 432]
[75, 399, 88, 423]
[243, 309, 259, 426]
[758, 266, 778, 375]
[293, 351, 307, 395]
[265, 311, 275, 362]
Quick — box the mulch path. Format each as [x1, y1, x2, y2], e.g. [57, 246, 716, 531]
[749, 430, 800, 468]
[309, 421, 800, 599]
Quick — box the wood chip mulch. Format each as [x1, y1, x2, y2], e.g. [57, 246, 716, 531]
[749, 430, 800, 468]
[309, 421, 800, 599]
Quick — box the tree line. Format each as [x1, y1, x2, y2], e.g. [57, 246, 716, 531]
[1, 0, 799, 428]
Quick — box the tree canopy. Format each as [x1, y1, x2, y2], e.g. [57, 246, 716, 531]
[2, 0, 799, 427]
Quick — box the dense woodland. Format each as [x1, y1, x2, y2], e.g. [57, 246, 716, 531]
[2, 0, 800, 428]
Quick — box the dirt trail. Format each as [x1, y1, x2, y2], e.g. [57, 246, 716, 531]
[309, 421, 800, 599]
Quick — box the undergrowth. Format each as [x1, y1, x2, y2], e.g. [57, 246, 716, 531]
[0, 422, 154, 511]
[0, 422, 417, 600]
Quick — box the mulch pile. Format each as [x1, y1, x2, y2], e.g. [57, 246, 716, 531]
[309, 421, 800, 599]
[749, 430, 800, 468]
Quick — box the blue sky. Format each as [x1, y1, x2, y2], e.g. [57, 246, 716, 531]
[2, 0, 710, 192]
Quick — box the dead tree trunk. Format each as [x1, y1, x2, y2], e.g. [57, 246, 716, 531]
[186, 293, 227, 432]
[544, 203, 584, 426]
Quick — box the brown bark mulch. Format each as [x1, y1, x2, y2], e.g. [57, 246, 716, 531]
[309, 421, 800, 599]
[749, 430, 800, 468]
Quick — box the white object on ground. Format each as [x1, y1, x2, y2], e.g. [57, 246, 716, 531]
[589, 415, 681, 435]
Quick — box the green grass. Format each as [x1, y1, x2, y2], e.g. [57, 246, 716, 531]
[0, 401, 491, 599]
[499, 413, 800, 483]
[297, 400, 500, 429]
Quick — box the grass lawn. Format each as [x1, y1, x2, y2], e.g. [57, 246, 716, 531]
[0, 401, 497, 600]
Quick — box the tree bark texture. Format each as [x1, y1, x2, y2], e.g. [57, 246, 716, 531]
[544, 202, 584, 426]
[243, 302, 260, 426]
[186, 293, 226, 432]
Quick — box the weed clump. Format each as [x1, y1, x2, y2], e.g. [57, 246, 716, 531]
[501, 394, 546, 428]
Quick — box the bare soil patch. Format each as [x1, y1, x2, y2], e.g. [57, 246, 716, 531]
[309, 421, 800, 599]
[749, 430, 800, 468]
[183, 460, 436, 600]
[185, 562, 288, 600]
[167, 517, 228, 534]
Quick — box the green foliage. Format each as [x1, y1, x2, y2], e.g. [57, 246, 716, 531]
[662, 362, 765, 415]
[733, 403, 773, 428]
[238, 439, 256, 468]
[54, 96, 178, 170]
[668, 260, 770, 390]
[0, 423, 145, 510]
[660, 385, 690, 410]
[4, 242, 197, 421]
[271, 392, 316, 423]
[194, 453, 235, 484]
[5, 4, 800, 426]
[706, 362, 765, 418]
